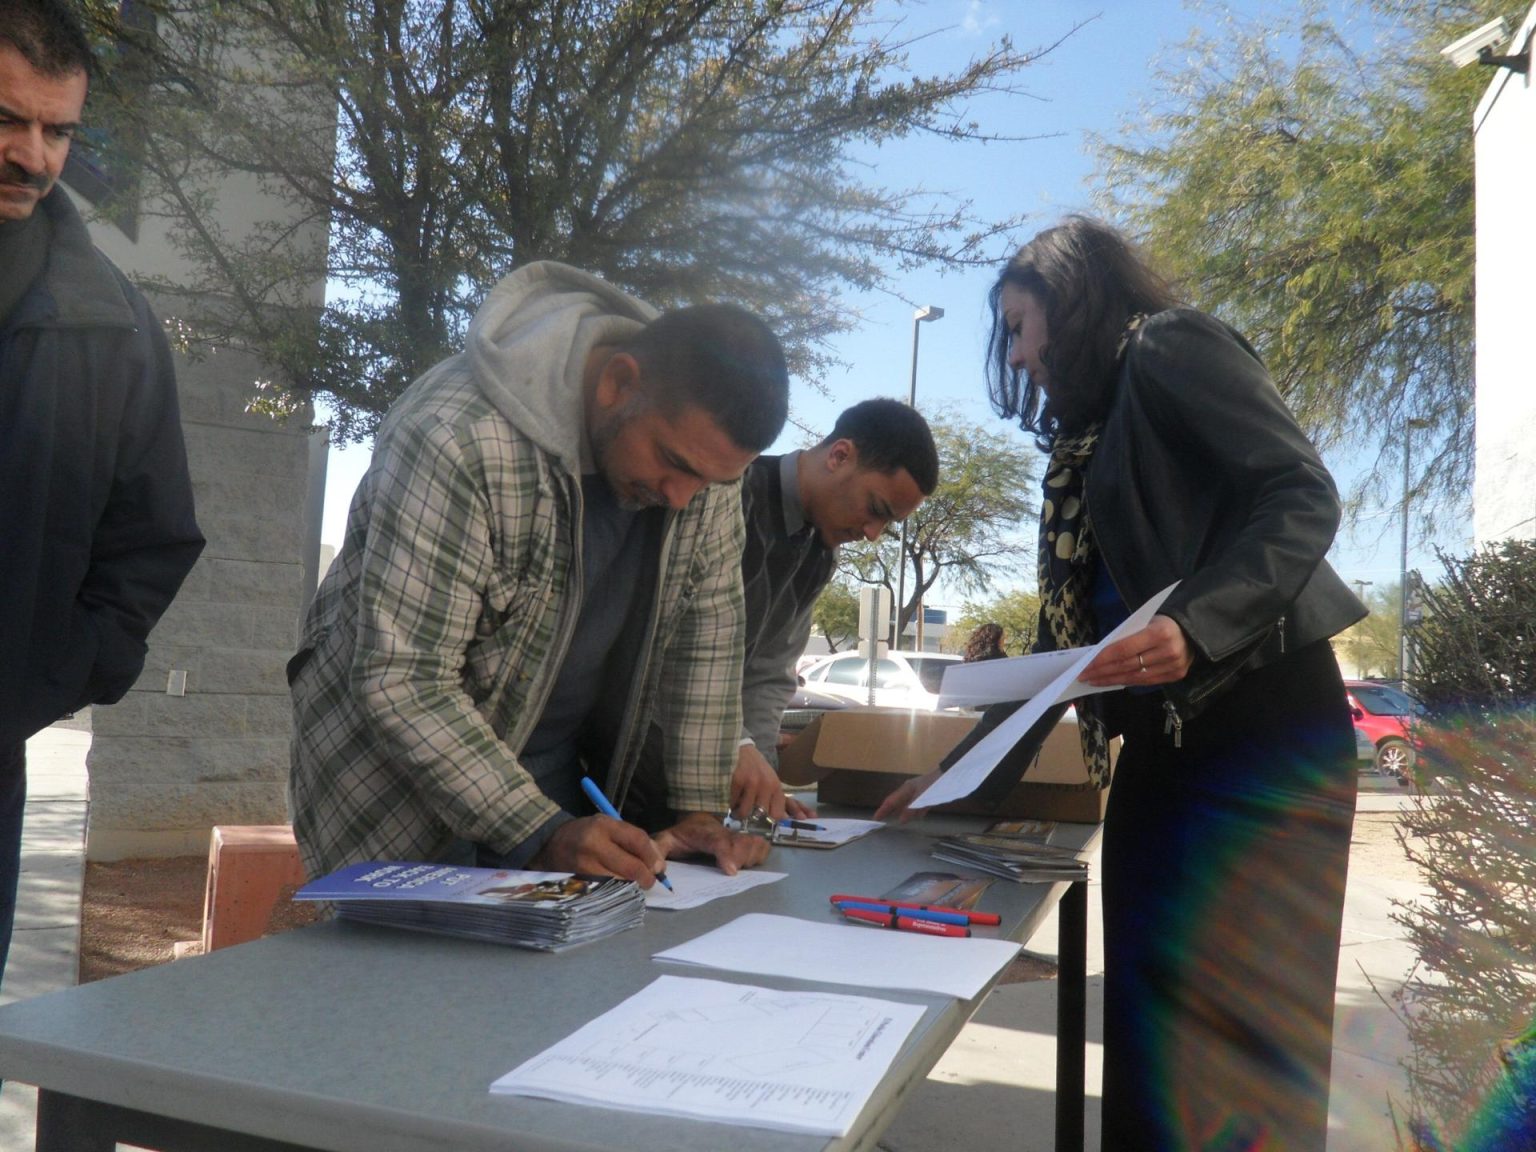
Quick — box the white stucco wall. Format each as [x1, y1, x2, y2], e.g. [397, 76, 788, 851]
[1472, 8, 1536, 546]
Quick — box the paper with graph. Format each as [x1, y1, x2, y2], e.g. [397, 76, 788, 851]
[490, 974, 923, 1135]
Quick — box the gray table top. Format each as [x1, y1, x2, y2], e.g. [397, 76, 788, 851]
[0, 813, 1098, 1152]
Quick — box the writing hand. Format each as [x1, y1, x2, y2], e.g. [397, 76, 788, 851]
[530, 814, 671, 890]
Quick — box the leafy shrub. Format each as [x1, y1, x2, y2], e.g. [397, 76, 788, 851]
[1412, 540, 1536, 715]
[1393, 540, 1536, 1149]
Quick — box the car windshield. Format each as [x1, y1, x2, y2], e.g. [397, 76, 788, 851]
[1352, 684, 1418, 716]
[820, 658, 863, 686]
[907, 657, 956, 694]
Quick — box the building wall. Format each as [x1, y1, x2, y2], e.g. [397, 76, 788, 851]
[1472, 13, 1536, 546]
[67, 80, 332, 857]
[81, 330, 325, 859]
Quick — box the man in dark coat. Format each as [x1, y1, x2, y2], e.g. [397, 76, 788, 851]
[0, 0, 204, 986]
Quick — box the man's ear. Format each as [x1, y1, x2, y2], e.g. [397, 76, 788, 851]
[824, 438, 858, 473]
[593, 352, 643, 413]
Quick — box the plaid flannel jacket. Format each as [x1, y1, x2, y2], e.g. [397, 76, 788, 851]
[288, 355, 746, 879]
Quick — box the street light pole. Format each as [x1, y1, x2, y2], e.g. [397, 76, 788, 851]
[1347, 579, 1375, 679]
[1400, 418, 1430, 682]
[895, 305, 943, 651]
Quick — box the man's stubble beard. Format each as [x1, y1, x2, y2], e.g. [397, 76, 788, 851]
[589, 397, 667, 512]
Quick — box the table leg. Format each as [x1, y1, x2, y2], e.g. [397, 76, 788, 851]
[35, 1090, 115, 1152]
[35, 1088, 318, 1152]
[1055, 879, 1087, 1152]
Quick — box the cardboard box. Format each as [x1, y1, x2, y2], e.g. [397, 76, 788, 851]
[779, 706, 1113, 824]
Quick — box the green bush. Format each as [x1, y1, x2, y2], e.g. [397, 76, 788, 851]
[1393, 540, 1536, 1149]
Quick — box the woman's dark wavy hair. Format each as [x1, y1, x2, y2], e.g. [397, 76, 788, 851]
[962, 621, 1006, 662]
[986, 216, 1179, 446]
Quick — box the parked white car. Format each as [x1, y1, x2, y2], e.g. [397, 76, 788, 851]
[798, 651, 962, 711]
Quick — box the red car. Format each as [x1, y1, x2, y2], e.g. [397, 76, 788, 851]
[1345, 680, 1421, 780]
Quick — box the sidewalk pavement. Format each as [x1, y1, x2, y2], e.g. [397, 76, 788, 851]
[0, 719, 92, 1151]
[882, 780, 1424, 1152]
[0, 723, 1423, 1152]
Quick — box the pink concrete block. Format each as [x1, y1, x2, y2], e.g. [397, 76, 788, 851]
[201, 825, 307, 952]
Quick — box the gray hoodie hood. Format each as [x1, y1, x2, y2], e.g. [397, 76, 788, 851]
[466, 261, 657, 470]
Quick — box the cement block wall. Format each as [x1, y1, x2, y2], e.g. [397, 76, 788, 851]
[84, 333, 326, 860]
[64, 20, 335, 859]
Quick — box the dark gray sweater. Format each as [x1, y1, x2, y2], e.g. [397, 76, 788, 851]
[737, 452, 836, 762]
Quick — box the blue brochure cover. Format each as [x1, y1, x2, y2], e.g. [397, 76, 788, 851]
[294, 861, 644, 950]
[296, 862, 609, 908]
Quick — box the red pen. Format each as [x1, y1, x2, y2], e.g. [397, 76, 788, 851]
[838, 906, 971, 938]
[828, 893, 1003, 927]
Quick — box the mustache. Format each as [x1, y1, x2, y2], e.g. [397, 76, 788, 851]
[1, 164, 51, 191]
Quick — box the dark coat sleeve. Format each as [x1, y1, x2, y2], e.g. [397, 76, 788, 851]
[67, 277, 205, 709]
[1106, 310, 1344, 665]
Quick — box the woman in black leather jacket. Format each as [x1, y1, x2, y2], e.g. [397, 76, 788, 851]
[882, 217, 1365, 1151]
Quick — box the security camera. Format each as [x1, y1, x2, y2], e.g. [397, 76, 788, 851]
[1440, 17, 1510, 68]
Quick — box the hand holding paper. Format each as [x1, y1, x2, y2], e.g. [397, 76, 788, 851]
[913, 582, 1179, 810]
[934, 648, 1095, 712]
[873, 769, 941, 822]
[1078, 611, 1193, 687]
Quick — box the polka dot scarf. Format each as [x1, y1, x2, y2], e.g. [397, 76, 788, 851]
[1038, 426, 1114, 787]
[1036, 315, 1145, 788]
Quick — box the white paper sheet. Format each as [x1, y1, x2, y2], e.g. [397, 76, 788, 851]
[914, 582, 1179, 809]
[771, 817, 883, 849]
[642, 860, 785, 910]
[936, 648, 1113, 710]
[653, 912, 1021, 1000]
[489, 974, 924, 1136]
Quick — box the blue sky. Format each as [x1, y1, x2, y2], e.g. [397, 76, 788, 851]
[320, 0, 1467, 612]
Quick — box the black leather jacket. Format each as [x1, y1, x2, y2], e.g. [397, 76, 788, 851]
[1081, 307, 1365, 726]
[944, 307, 1365, 790]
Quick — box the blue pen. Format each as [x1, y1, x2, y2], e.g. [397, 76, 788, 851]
[580, 776, 673, 891]
[778, 819, 825, 832]
[834, 899, 970, 927]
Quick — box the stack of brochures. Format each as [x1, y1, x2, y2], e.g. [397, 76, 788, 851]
[930, 832, 1089, 883]
[294, 861, 644, 951]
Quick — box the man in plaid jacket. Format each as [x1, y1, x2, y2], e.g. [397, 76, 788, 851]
[289, 262, 788, 888]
